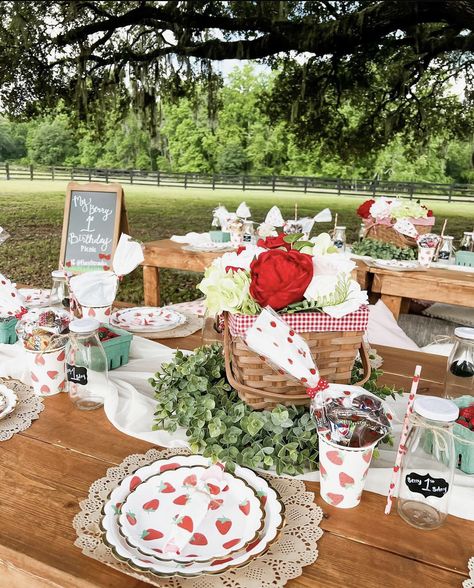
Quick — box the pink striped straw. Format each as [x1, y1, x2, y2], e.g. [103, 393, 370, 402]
[384, 364, 422, 515]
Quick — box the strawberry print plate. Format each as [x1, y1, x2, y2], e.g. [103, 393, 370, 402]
[118, 465, 264, 563]
[110, 307, 186, 333]
[101, 455, 285, 578]
[18, 288, 51, 308]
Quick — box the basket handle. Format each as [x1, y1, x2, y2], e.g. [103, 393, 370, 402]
[353, 339, 371, 386]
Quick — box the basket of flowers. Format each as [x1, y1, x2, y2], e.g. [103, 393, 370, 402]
[198, 233, 371, 409]
[357, 197, 435, 248]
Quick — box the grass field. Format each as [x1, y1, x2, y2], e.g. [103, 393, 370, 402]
[0, 180, 473, 304]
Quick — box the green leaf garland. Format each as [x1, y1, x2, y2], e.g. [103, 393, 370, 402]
[151, 344, 402, 475]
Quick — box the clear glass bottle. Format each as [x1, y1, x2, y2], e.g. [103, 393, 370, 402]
[333, 226, 346, 251]
[66, 318, 108, 410]
[358, 222, 366, 242]
[242, 220, 256, 245]
[437, 236, 454, 263]
[49, 270, 71, 309]
[444, 327, 474, 399]
[459, 232, 473, 252]
[397, 396, 458, 530]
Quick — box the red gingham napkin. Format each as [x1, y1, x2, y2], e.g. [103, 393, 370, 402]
[225, 305, 369, 338]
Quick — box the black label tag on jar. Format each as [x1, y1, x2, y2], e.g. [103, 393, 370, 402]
[438, 251, 450, 260]
[405, 472, 449, 498]
[334, 240, 344, 249]
[66, 363, 88, 385]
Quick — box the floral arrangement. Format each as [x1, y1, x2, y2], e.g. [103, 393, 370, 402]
[198, 233, 368, 319]
[357, 197, 434, 223]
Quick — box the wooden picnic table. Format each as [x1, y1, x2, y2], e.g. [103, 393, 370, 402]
[356, 261, 474, 319]
[0, 329, 471, 588]
[142, 240, 474, 319]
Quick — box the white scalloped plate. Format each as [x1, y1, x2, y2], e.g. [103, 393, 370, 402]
[0, 383, 18, 420]
[101, 455, 285, 578]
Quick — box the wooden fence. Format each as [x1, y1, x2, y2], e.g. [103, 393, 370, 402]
[1, 162, 473, 203]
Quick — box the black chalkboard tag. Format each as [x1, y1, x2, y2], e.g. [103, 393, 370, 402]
[66, 363, 88, 386]
[405, 472, 449, 498]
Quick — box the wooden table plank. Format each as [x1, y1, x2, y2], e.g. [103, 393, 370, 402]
[0, 433, 469, 588]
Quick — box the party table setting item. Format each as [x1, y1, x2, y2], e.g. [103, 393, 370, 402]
[75, 448, 323, 587]
[417, 233, 441, 268]
[357, 196, 435, 248]
[18, 287, 51, 308]
[69, 233, 144, 321]
[0, 378, 44, 442]
[111, 307, 187, 334]
[464, 557, 474, 588]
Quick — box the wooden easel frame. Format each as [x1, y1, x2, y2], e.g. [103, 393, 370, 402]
[60, 181, 128, 271]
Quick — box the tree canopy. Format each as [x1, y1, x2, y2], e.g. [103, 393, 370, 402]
[0, 1, 473, 155]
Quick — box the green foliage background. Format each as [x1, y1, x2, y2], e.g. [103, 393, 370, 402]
[1, 66, 473, 183]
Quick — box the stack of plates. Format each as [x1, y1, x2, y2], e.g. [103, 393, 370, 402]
[183, 243, 235, 253]
[101, 455, 285, 578]
[0, 383, 18, 421]
[110, 307, 187, 335]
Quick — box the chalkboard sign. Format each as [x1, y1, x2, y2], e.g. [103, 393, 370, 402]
[405, 472, 449, 499]
[66, 363, 88, 385]
[60, 182, 125, 272]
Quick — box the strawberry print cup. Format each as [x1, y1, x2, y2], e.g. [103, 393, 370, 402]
[417, 246, 436, 268]
[81, 305, 112, 324]
[24, 345, 67, 397]
[318, 433, 377, 509]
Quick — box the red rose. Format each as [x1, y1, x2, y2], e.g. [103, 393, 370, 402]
[257, 234, 291, 251]
[250, 249, 313, 310]
[427, 209, 433, 217]
[357, 199, 375, 219]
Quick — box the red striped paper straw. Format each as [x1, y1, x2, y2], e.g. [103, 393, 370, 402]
[384, 364, 422, 515]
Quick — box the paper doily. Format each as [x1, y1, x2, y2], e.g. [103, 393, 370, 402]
[0, 378, 44, 442]
[464, 557, 474, 588]
[74, 448, 323, 588]
[143, 312, 203, 340]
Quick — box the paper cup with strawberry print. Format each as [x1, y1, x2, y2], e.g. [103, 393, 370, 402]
[25, 345, 67, 397]
[81, 305, 112, 323]
[417, 246, 436, 268]
[318, 433, 377, 509]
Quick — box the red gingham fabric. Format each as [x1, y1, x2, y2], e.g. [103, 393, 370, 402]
[225, 305, 369, 337]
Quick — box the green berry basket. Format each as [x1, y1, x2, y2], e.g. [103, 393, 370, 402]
[99, 324, 133, 370]
[455, 251, 474, 268]
[453, 395, 474, 475]
[0, 317, 18, 344]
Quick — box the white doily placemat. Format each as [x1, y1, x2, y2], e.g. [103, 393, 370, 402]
[0, 378, 44, 442]
[464, 557, 474, 588]
[74, 448, 323, 588]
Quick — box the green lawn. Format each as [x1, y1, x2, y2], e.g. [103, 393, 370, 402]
[0, 180, 472, 304]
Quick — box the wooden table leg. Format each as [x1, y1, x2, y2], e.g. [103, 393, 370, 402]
[143, 265, 160, 306]
[381, 294, 403, 319]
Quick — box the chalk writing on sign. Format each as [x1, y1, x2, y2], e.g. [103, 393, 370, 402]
[405, 472, 449, 499]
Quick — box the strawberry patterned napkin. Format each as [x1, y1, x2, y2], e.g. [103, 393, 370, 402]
[0, 274, 26, 318]
[162, 464, 228, 554]
[244, 307, 327, 397]
[393, 219, 418, 239]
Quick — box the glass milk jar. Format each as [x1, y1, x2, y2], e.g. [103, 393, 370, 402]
[397, 396, 458, 530]
[333, 226, 346, 251]
[49, 269, 71, 309]
[66, 318, 108, 410]
[444, 327, 474, 400]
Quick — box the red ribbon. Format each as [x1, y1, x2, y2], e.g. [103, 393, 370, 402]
[306, 378, 329, 399]
[14, 307, 28, 319]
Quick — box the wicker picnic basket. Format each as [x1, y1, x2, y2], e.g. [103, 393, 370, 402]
[364, 221, 431, 248]
[223, 310, 371, 410]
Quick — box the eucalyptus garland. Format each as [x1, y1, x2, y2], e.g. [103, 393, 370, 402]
[151, 344, 401, 476]
[351, 238, 416, 260]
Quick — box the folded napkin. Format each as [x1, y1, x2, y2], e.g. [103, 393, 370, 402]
[171, 232, 213, 246]
[69, 234, 143, 307]
[236, 202, 251, 219]
[0, 274, 26, 317]
[162, 464, 228, 555]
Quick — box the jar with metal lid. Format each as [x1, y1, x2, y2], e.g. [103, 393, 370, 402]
[459, 232, 473, 252]
[437, 236, 454, 263]
[444, 327, 474, 400]
[49, 270, 71, 309]
[333, 226, 346, 251]
[66, 318, 108, 410]
[397, 396, 458, 530]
